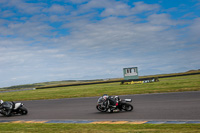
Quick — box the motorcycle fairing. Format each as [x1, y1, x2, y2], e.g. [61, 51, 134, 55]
[14, 103, 22, 110]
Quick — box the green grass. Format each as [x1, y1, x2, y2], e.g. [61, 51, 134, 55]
[0, 74, 199, 101]
[0, 123, 200, 133]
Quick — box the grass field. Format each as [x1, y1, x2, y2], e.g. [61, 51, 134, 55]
[0, 74, 199, 101]
[0, 123, 200, 133]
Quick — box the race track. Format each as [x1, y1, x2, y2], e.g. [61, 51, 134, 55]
[1, 91, 200, 121]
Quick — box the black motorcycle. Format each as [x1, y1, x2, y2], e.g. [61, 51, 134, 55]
[96, 96, 133, 113]
[0, 101, 28, 117]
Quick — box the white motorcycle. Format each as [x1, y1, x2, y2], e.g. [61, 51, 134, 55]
[0, 100, 28, 117]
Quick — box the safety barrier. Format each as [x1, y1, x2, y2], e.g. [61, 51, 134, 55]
[120, 77, 159, 85]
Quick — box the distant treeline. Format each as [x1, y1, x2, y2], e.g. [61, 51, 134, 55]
[1, 84, 42, 90]
[0, 79, 105, 90]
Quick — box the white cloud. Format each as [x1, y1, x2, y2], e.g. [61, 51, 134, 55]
[1, 0, 44, 14]
[43, 4, 67, 14]
[188, 17, 200, 42]
[101, 3, 131, 16]
[0, 20, 53, 38]
[69, 0, 89, 4]
[0, 10, 16, 17]
[77, 0, 160, 17]
[147, 13, 177, 26]
[0, 0, 7, 3]
[0, 0, 199, 87]
[131, 1, 160, 14]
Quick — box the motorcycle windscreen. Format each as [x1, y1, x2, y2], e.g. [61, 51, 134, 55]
[97, 97, 105, 103]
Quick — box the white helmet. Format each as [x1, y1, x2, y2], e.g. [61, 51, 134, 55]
[102, 94, 108, 100]
[0, 100, 3, 105]
[115, 96, 120, 101]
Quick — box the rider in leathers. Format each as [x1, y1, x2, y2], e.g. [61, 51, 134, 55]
[102, 94, 119, 111]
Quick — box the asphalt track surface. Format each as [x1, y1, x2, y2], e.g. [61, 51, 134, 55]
[0, 91, 200, 121]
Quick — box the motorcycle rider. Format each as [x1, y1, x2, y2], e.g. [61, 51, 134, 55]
[0, 100, 4, 111]
[0, 100, 3, 105]
[102, 94, 120, 111]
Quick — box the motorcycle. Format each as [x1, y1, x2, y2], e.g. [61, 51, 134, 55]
[96, 96, 133, 113]
[0, 100, 28, 117]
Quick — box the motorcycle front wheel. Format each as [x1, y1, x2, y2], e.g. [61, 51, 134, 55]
[19, 107, 28, 115]
[96, 105, 108, 112]
[122, 103, 133, 111]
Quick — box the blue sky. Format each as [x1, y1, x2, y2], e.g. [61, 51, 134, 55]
[0, 0, 200, 88]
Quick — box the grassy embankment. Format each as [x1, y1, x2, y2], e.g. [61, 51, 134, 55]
[0, 123, 200, 133]
[0, 74, 199, 101]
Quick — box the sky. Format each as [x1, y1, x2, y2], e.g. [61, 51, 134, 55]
[0, 0, 200, 88]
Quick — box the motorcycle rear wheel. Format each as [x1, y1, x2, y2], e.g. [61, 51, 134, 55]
[1, 110, 11, 117]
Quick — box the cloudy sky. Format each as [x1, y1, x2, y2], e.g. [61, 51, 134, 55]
[0, 0, 200, 88]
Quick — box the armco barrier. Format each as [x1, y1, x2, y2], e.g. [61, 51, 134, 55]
[120, 77, 159, 85]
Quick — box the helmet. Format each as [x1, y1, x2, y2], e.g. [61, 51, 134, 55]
[102, 94, 108, 100]
[0, 100, 3, 105]
[115, 96, 120, 101]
